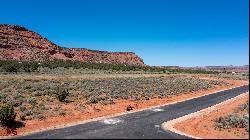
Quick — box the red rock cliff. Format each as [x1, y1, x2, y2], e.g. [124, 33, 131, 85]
[0, 24, 144, 66]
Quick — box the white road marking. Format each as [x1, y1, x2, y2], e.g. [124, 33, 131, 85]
[151, 108, 165, 112]
[102, 118, 122, 125]
[155, 125, 160, 128]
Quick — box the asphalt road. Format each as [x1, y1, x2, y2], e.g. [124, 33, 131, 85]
[15, 85, 249, 139]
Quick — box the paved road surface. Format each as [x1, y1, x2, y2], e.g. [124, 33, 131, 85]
[15, 85, 249, 139]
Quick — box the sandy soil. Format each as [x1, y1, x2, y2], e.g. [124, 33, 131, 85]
[173, 93, 249, 139]
[0, 77, 248, 137]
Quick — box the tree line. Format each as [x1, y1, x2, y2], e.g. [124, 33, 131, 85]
[0, 60, 218, 74]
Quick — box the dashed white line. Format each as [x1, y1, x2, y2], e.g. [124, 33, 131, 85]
[151, 108, 165, 112]
[102, 118, 122, 125]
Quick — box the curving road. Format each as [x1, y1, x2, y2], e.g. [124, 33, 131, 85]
[15, 85, 249, 139]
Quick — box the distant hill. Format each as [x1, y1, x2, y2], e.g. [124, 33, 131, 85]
[181, 65, 249, 73]
[204, 65, 249, 73]
[0, 24, 144, 66]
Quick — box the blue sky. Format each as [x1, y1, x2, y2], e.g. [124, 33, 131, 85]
[0, 0, 249, 66]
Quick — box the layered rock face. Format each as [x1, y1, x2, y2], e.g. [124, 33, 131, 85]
[0, 24, 144, 65]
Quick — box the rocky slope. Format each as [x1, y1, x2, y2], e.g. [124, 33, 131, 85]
[0, 24, 144, 65]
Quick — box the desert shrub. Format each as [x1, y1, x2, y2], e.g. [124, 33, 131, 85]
[1, 62, 19, 72]
[144, 96, 150, 100]
[0, 104, 17, 127]
[89, 97, 100, 104]
[75, 104, 86, 112]
[37, 66, 51, 73]
[132, 95, 141, 101]
[11, 100, 23, 107]
[19, 105, 26, 112]
[45, 95, 54, 102]
[89, 98, 98, 104]
[27, 97, 37, 106]
[120, 94, 129, 100]
[32, 91, 46, 97]
[56, 88, 69, 102]
[44, 105, 51, 110]
[58, 110, 66, 116]
[21, 110, 34, 118]
[215, 113, 249, 132]
[209, 80, 229, 86]
[18, 107, 42, 121]
[51, 106, 67, 116]
[0, 60, 39, 73]
[238, 101, 249, 112]
[34, 113, 46, 120]
[79, 77, 226, 102]
[100, 99, 114, 105]
[0, 92, 7, 101]
[214, 73, 249, 81]
[19, 112, 27, 121]
[88, 95, 107, 104]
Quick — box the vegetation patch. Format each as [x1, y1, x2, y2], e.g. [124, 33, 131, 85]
[56, 88, 70, 102]
[0, 104, 17, 128]
[214, 100, 249, 132]
[0, 75, 228, 121]
[0, 60, 218, 74]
